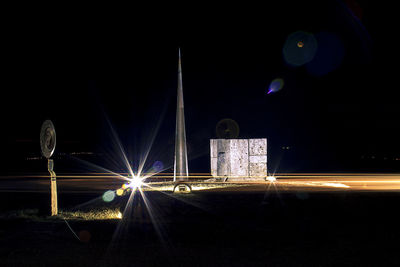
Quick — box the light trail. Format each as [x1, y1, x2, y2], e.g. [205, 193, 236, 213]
[1, 173, 400, 192]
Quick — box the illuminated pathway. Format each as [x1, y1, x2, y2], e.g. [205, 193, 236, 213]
[1, 173, 400, 193]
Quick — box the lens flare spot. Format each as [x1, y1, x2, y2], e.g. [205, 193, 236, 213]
[267, 78, 284, 94]
[283, 31, 318, 66]
[152, 161, 164, 172]
[102, 190, 115, 202]
[297, 41, 304, 48]
[306, 32, 345, 76]
[266, 176, 277, 182]
[216, 118, 240, 138]
[116, 188, 124, 196]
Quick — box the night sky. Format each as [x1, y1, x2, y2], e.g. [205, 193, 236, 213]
[2, 1, 398, 174]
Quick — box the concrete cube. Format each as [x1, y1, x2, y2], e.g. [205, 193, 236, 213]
[210, 138, 267, 180]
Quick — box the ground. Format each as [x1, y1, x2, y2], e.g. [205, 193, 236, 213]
[1, 186, 400, 266]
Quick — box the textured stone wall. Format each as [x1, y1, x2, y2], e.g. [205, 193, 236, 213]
[249, 139, 267, 177]
[229, 139, 249, 177]
[210, 138, 267, 180]
[210, 139, 218, 177]
[217, 139, 230, 176]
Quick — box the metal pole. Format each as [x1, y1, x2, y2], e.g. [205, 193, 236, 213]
[48, 159, 57, 216]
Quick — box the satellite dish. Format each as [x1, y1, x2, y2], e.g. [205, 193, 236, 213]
[40, 120, 56, 159]
[216, 118, 240, 139]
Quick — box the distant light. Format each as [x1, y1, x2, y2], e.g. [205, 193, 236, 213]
[266, 176, 276, 182]
[102, 190, 115, 202]
[117, 211, 123, 219]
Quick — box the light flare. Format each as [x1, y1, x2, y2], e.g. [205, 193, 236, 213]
[125, 176, 144, 190]
[116, 189, 124, 196]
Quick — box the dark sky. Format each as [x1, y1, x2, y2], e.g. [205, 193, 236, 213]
[1, 1, 398, 174]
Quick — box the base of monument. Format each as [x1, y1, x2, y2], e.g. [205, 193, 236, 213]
[173, 183, 192, 193]
[207, 176, 267, 182]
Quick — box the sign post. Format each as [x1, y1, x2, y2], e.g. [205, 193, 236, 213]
[48, 159, 57, 216]
[40, 120, 57, 216]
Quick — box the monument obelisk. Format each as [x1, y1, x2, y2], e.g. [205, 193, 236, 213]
[174, 48, 189, 182]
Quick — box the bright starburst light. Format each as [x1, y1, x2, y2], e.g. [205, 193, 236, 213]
[125, 175, 144, 190]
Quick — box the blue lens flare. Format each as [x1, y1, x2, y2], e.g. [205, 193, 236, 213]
[306, 32, 345, 76]
[152, 161, 164, 172]
[267, 78, 284, 94]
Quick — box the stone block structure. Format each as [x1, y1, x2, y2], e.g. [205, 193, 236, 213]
[210, 139, 267, 180]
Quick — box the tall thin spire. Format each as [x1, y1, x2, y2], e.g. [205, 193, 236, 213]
[174, 48, 189, 182]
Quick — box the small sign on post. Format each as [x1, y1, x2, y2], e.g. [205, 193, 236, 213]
[40, 120, 57, 216]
